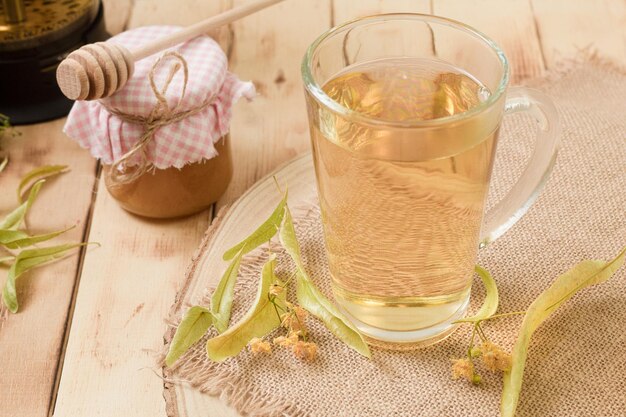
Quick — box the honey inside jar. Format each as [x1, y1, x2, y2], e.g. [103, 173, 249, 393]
[103, 136, 233, 219]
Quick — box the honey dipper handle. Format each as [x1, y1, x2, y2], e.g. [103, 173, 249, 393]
[131, 0, 285, 61]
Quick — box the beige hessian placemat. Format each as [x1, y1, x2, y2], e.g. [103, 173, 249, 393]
[163, 60, 626, 417]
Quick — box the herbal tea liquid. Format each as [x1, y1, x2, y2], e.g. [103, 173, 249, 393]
[310, 58, 498, 341]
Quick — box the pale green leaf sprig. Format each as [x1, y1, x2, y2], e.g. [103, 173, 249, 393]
[211, 191, 288, 333]
[2, 243, 94, 313]
[451, 249, 625, 417]
[166, 188, 370, 367]
[207, 255, 287, 362]
[500, 248, 625, 417]
[166, 192, 288, 366]
[165, 306, 214, 367]
[17, 165, 68, 202]
[0, 113, 10, 134]
[0, 113, 20, 174]
[1, 179, 44, 231]
[1, 165, 94, 313]
[0, 157, 7, 175]
[279, 205, 370, 358]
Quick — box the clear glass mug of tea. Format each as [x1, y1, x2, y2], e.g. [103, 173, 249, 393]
[301, 14, 559, 348]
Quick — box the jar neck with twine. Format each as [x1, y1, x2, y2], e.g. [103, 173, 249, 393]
[104, 51, 216, 185]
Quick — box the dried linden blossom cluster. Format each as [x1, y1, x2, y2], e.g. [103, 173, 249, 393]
[447, 266, 515, 385]
[451, 341, 512, 385]
[249, 296, 318, 361]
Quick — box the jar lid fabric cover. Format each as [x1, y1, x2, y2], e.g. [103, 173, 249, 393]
[64, 26, 255, 169]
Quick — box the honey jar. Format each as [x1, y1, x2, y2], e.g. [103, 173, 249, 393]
[63, 26, 254, 218]
[102, 136, 233, 218]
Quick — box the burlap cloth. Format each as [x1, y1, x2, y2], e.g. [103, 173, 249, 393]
[163, 61, 626, 417]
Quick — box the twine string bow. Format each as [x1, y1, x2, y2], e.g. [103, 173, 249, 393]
[105, 51, 215, 184]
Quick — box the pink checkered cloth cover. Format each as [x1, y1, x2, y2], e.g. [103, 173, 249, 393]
[64, 26, 255, 169]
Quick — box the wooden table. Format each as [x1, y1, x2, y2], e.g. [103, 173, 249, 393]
[1, 1, 623, 416]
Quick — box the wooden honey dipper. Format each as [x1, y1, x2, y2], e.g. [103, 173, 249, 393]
[57, 0, 284, 101]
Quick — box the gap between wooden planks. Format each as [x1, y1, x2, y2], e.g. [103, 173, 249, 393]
[47, 1, 625, 417]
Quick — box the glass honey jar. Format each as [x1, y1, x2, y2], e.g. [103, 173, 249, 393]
[63, 26, 254, 218]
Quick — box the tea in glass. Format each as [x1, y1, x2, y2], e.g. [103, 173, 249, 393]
[311, 57, 497, 341]
[302, 14, 559, 347]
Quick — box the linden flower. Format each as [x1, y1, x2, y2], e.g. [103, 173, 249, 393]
[294, 306, 308, 322]
[281, 307, 308, 331]
[273, 336, 289, 346]
[273, 332, 299, 347]
[249, 337, 271, 354]
[451, 358, 480, 384]
[280, 312, 293, 328]
[481, 342, 512, 372]
[269, 284, 284, 296]
[292, 341, 318, 361]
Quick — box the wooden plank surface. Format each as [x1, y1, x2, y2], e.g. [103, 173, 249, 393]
[52, 187, 211, 417]
[434, 0, 546, 82]
[531, 0, 626, 67]
[0, 0, 622, 416]
[217, 0, 331, 209]
[0, 121, 98, 417]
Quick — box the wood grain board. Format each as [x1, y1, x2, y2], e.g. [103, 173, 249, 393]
[0, 121, 98, 417]
[0, 0, 623, 416]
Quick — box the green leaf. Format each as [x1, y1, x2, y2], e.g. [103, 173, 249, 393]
[210, 253, 243, 333]
[0, 179, 44, 230]
[0, 113, 9, 132]
[17, 165, 68, 203]
[501, 248, 626, 417]
[0, 256, 14, 265]
[2, 242, 92, 313]
[0, 225, 75, 249]
[296, 277, 371, 358]
[280, 206, 371, 358]
[211, 192, 288, 332]
[455, 265, 499, 323]
[0, 157, 7, 174]
[0, 229, 28, 245]
[165, 306, 213, 367]
[222, 191, 288, 261]
[206, 256, 285, 362]
[278, 205, 305, 269]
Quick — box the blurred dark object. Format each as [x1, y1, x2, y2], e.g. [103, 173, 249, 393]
[0, 0, 108, 125]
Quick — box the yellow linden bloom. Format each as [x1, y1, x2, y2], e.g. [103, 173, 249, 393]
[293, 341, 317, 361]
[294, 306, 308, 322]
[249, 337, 272, 354]
[451, 358, 479, 384]
[273, 331, 299, 347]
[269, 284, 284, 296]
[481, 342, 512, 372]
[281, 308, 307, 332]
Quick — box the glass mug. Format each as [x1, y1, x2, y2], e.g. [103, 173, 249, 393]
[301, 14, 559, 348]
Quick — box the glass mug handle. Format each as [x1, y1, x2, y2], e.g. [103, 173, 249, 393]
[480, 87, 560, 247]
